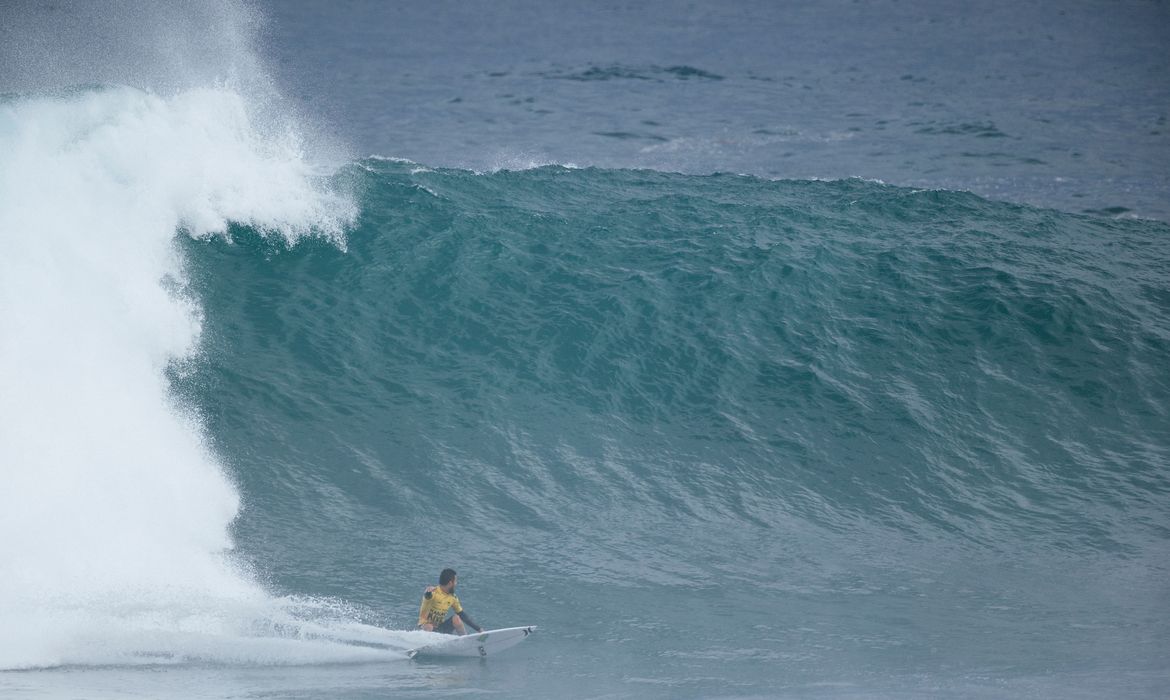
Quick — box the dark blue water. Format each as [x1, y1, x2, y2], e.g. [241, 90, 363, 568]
[2, 2, 1168, 698]
[261, 0, 1170, 220]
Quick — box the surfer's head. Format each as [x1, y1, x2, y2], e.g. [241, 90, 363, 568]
[439, 568, 457, 592]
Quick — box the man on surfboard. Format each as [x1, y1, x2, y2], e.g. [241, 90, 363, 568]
[417, 568, 484, 635]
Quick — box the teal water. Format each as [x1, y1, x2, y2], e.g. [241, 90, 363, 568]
[167, 160, 1168, 695]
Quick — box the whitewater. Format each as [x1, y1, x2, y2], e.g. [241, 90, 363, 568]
[0, 84, 406, 669]
[2, 1, 1169, 698]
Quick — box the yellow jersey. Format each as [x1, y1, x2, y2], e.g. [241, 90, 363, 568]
[418, 586, 463, 627]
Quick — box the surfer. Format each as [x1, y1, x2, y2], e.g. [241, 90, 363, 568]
[417, 568, 484, 635]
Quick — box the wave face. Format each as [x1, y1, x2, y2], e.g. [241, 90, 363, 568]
[174, 159, 1168, 693]
[189, 159, 1170, 544]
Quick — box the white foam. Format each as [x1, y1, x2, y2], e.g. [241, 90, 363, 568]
[0, 84, 366, 670]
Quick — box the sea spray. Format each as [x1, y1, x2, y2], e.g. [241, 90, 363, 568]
[0, 85, 356, 669]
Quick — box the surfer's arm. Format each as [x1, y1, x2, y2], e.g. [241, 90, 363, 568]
[457, 609, 483, 633]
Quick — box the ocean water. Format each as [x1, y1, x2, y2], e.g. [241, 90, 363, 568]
[1, 2, 1168, 699]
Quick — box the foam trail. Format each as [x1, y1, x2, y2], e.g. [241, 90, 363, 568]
[0, 83, 368, 668]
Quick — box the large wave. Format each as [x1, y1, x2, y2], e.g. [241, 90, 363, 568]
[168, 159, 1170, 693]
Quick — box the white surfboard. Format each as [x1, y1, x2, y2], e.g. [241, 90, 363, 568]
[406, 625, 537, 659]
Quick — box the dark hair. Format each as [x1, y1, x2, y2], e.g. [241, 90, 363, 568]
[439, 568, 457, 586]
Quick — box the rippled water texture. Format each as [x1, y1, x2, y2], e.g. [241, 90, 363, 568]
[2, 1, 1168, 697]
